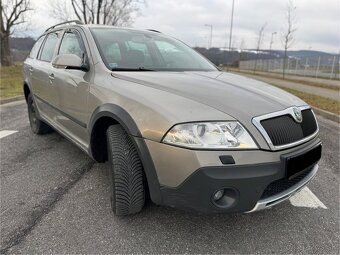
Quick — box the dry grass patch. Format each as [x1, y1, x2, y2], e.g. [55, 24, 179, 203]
[277, 87, 339, 115]
[231, 69, 340, 91]
[0, 65, 23, 99]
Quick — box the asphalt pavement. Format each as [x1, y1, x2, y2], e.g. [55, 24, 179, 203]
[0, 100, 339, 254]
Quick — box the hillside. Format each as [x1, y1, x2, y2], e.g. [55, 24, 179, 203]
[195, 47, 337, 66]
[10, 37, 36, 51]
[9, 37, 36, 62]
[8, 36, 337, 66]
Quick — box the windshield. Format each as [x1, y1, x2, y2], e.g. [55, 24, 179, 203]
[90, 28, 217, 72]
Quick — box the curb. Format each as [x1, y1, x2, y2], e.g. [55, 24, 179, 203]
[0, 96, 25, 105]
[313, 106, 340, 123]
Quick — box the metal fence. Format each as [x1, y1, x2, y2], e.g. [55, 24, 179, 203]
[239, 55, 340, 80]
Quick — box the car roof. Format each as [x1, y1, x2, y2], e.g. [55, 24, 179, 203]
[43, 20, 161, 36]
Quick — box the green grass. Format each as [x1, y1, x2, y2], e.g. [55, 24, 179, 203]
[0, 64, 24, 99]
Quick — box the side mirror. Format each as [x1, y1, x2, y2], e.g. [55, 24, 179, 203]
[52, 54, 88, 71]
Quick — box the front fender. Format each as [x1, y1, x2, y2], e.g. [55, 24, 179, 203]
[88, 103, 162, 204]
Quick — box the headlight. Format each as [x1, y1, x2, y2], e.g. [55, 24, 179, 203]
[162, 122, 257, 149]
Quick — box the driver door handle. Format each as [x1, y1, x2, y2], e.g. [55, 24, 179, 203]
[48, 73, 55, 82]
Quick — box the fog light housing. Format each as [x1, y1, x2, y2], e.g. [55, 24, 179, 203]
[212, 188, 238, 208]
[213, 190, 224, 201]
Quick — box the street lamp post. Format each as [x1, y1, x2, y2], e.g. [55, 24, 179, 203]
[204, 24, 213, 48]
[226, 0, 235, 69]
[228, 0, 235, 53]
[269, 32, 277, 51]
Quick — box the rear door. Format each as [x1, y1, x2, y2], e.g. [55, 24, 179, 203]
[33, 31, 63, 122]
[24, 35, 45, 93]
[52, 28, 91, 147]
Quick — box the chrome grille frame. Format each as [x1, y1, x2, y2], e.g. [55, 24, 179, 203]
[252, 106, 319, 151]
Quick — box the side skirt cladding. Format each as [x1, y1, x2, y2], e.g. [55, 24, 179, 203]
[88, 104, 163, 205]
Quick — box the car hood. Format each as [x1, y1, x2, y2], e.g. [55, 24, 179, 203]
[112, 71, 305, 122]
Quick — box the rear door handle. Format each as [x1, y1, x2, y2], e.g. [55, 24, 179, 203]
[28, 66, 34, 75]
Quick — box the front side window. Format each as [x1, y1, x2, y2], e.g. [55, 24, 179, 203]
[29, 36, 45, 59]
[39, 32, 60, 62]
[90, 28, 217, 71]
[58, 31, 85, 58]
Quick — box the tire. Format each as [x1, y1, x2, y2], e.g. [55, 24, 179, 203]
[27, 93, 52, 134]
[107, 125, 145, 216]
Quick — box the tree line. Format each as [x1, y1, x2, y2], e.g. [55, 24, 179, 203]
[252, 0, 298, 78]
[0, 0, 143, 66]
[1, 0, 298, 77]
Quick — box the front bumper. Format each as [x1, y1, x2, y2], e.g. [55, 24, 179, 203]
[145, 137, 321, 213]
[247, 164, 318, 212]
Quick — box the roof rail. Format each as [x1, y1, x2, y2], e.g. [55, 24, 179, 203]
[147, 29, 162, 33]
[45, 20, 84, 32]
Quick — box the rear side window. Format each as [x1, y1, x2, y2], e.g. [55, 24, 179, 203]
[58, 31, 85, 58]
[29, 36, 45, 59]
[39, 32, 60, 62]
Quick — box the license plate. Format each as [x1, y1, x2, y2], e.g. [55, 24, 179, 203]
[284, 144, 322, 180]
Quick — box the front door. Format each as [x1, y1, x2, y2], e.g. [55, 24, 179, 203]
[52, 29, 91, 148]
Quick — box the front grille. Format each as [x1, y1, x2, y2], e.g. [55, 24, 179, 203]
[260, 166, 314, 199]
[260, 109, 317, 146]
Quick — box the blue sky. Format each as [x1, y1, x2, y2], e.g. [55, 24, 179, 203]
[24, 0, 340, 53]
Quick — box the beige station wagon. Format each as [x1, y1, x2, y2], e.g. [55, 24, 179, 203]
[23, 21, 322, 215]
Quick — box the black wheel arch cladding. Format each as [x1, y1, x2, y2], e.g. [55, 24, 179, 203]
[88, 103, 162, 205]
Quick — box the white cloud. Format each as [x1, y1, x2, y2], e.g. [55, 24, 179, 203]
[133, 0, 340, 53]
[22, 0, 340, 53]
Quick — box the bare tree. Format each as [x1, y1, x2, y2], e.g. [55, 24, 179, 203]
[0, 0, 32, 66]
[282, 0, 297, 78]
[48, 0, 75, 22]
[50, 0, 143, 26]
[253, 22, 267, 73]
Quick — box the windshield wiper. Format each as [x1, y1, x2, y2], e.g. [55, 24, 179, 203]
[111, 67, 156, 71]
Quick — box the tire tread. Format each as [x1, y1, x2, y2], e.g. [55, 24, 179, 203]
[107, 125, 145, 215]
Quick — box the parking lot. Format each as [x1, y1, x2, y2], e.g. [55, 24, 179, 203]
[0, 100, 339, 254]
